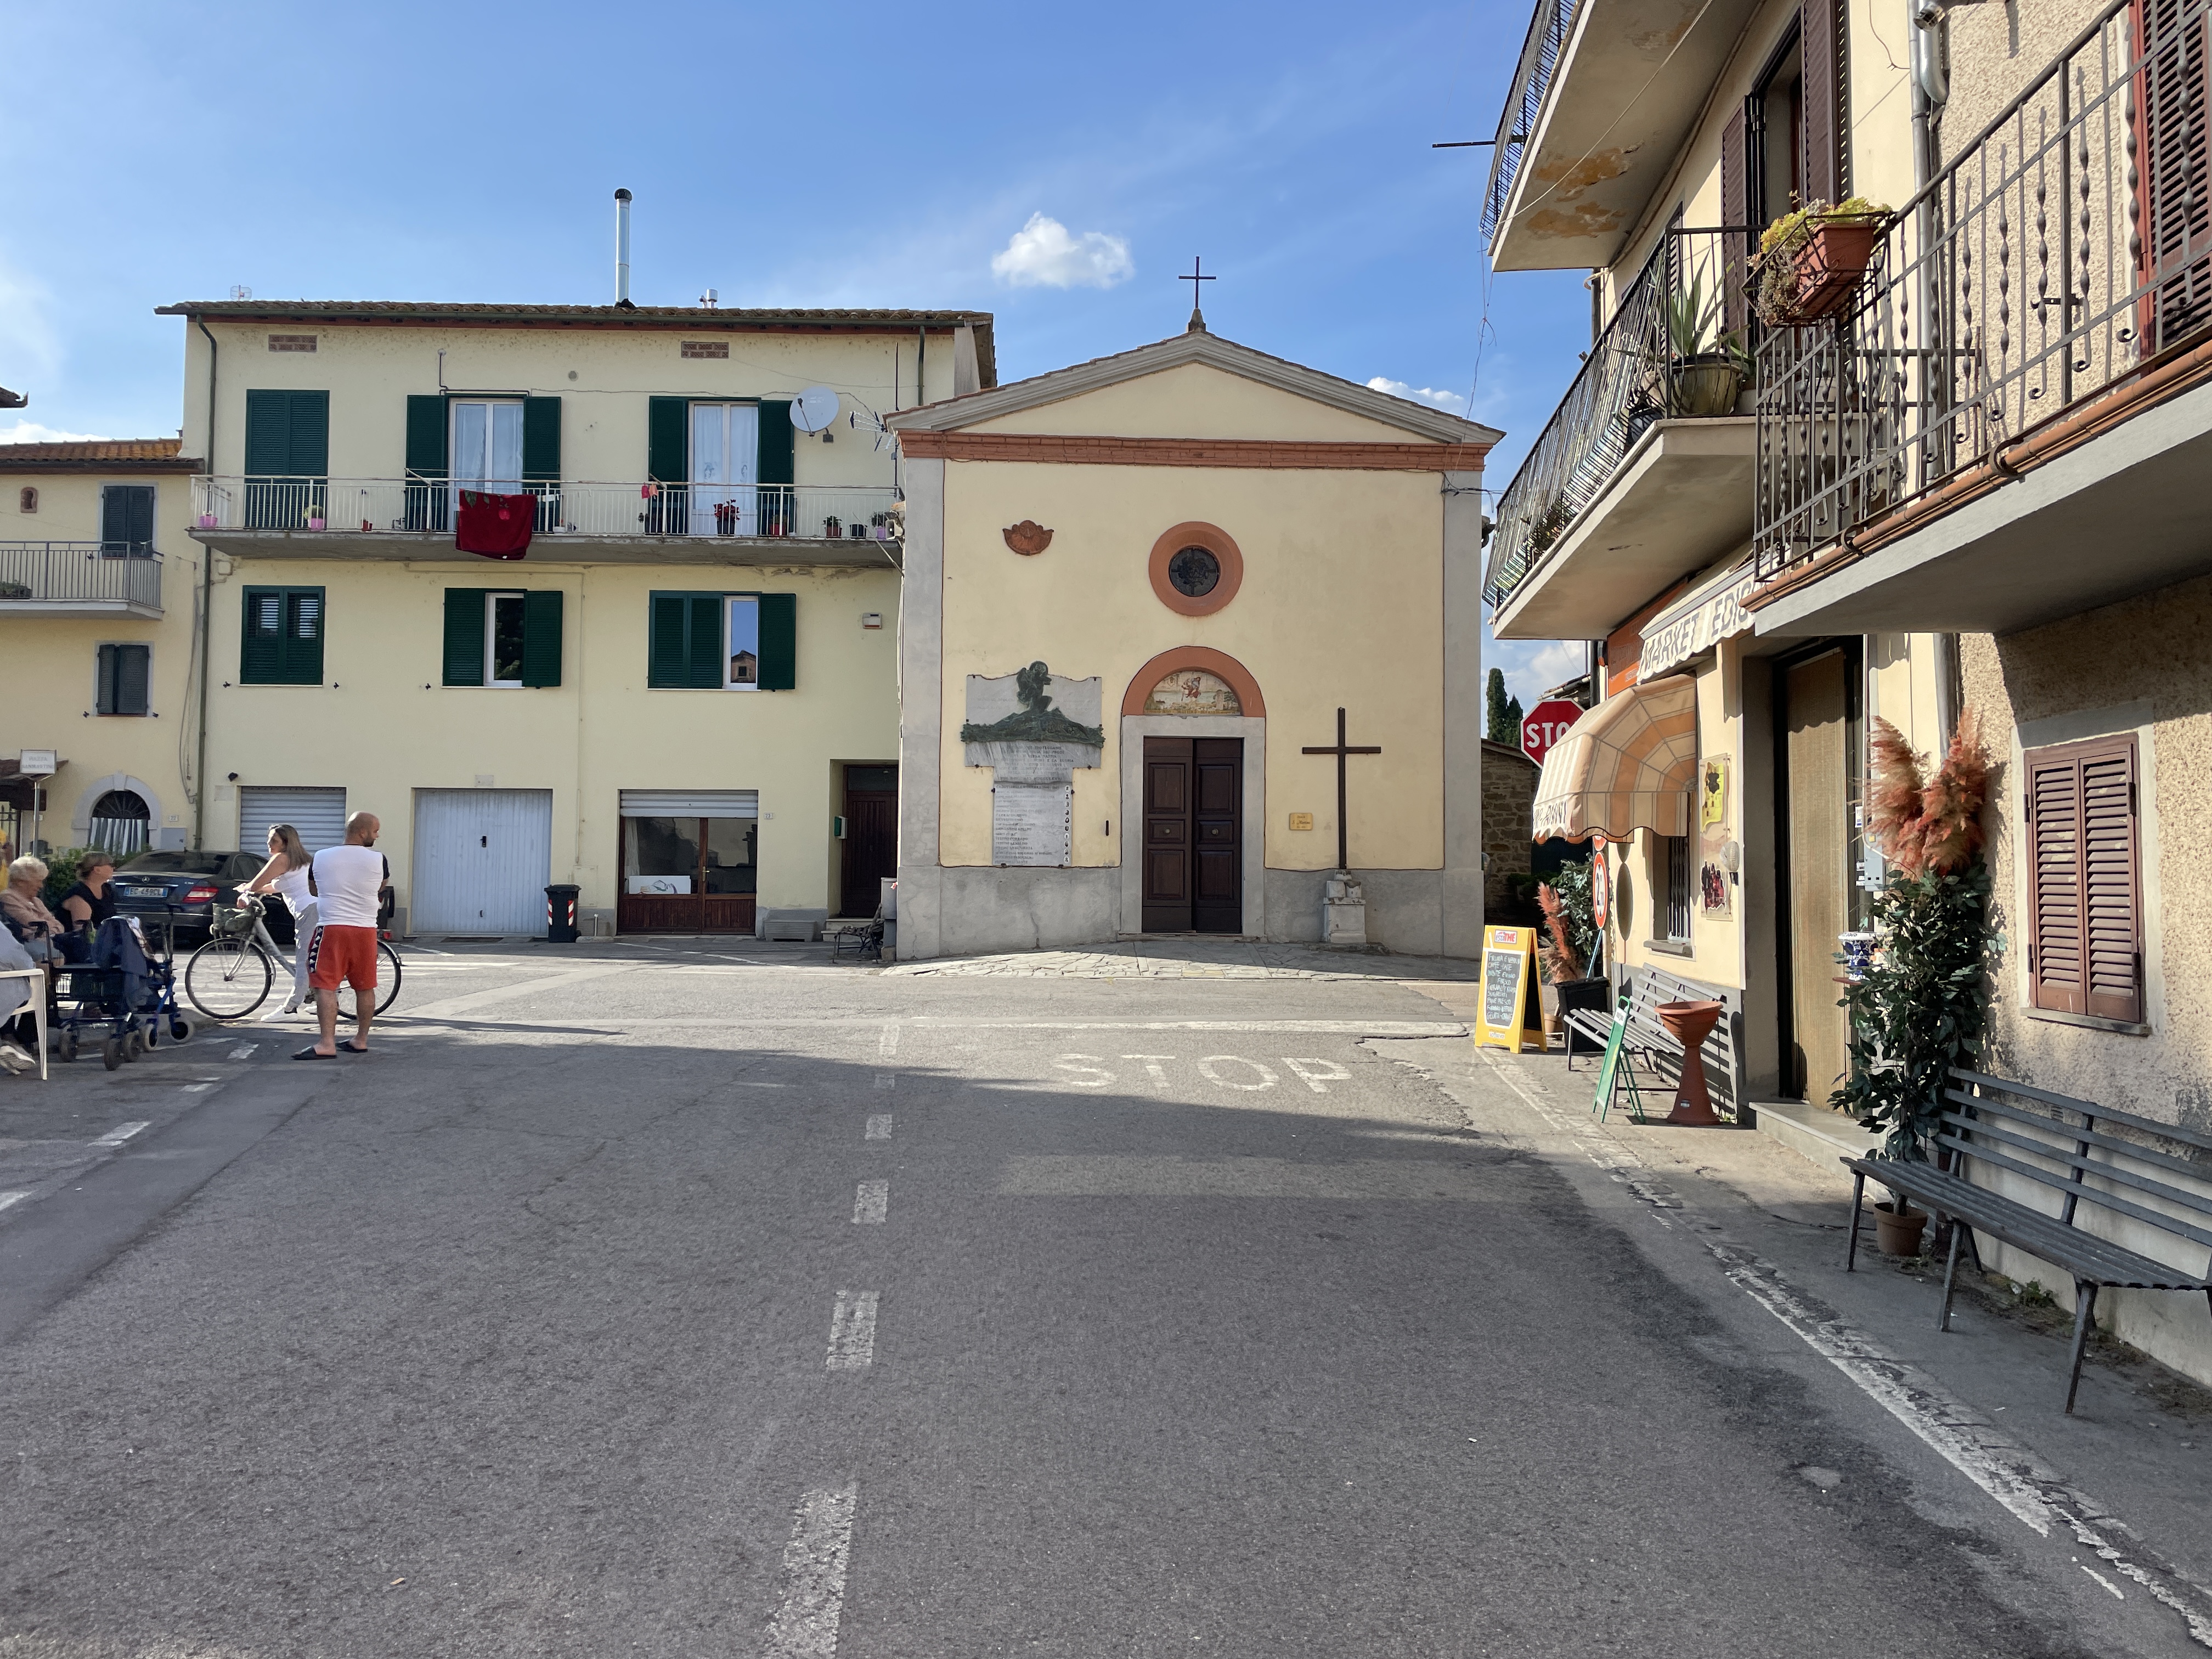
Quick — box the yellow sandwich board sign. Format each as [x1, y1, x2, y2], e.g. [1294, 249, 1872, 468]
[1476, 926, 1547, 1054]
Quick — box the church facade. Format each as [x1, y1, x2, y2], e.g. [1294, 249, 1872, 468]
[887, 326, 1497, 959]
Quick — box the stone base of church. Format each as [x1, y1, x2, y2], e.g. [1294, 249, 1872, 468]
[892, 864, 1485, 961]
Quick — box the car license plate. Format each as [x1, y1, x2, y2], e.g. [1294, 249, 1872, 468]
[124, 886, 167, 899]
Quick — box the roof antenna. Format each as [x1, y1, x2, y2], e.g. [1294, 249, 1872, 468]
[614, 189, 634, 309]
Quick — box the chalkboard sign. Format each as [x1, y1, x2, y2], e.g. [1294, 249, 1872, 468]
[1475, 926, 1546, 1053]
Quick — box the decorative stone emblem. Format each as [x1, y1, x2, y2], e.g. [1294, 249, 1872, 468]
[1002, 520, 1054, 556]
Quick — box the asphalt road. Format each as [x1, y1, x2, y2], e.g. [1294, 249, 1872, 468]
[0, 939, 2203, 1657]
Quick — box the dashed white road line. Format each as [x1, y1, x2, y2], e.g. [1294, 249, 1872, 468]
[0, 1190, 31, 1215]
[873, 1073, 895, 1090]
[88, 1121, 151, 1147]
[826, 1291, 879, 1372]
[877, 1021, 899, 1058]
[865, 1114, 891, 1141]
[851, 1181, 888, 1225]
[762, 1482, 858, 1658]
[180, 1083, 215, 1094]
[228, 1043, 257, 1060]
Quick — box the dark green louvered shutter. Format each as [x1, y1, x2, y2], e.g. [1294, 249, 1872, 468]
[97, 643, 121, 714]
[115, 644, 150, 715]
[523, 397, 561, 482]
[757, 592, 796, 690]
[648, 592, 689, 687]
[263, 390, 330, 475]
[244, 392, 293, 476]
[686, 595, 724, 687]
[522, 590, 563, 687]
[283, 589, 326, 684]
[100, 485, 155, 555]
[443, 588, 488, 686]
[241, 588, 285, 682]
[648, 397, 689, 481]
[757, 400, 794, 484]
[406, 395, 449, 478]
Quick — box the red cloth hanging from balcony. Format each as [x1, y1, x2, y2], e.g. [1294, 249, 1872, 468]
[456, 489, 535, 559]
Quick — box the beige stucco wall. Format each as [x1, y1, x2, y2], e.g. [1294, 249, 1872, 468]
[200, 556, 899, 918]
[179, 318, 957, 487]
[0, 471, 201, 851]
[1937, 0, 2106, 170]
[966, 363, 1421, 443]
[934, 457, 1447, 873]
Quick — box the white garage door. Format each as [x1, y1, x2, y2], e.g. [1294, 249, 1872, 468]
[412, 789, 554, 935]
[238, 786, 348, 855]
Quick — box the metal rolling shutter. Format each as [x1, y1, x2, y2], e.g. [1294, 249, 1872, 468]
[238, 786, 348, 854]
[618, 790, 758, 818]
[412, 789, 554, 935]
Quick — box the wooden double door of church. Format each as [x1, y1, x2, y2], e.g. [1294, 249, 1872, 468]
[1143, 736, 1242, 933]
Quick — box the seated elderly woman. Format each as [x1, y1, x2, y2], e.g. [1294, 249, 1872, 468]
[1, 856, 67, 966]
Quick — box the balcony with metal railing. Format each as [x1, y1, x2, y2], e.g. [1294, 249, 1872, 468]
[0, 543, 163, 617]
[188, 477, 905, 566]
[1751, 0, 2212, 637]
[1486, 228, 1759, 640]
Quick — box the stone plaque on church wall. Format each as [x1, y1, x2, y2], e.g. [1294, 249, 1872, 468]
[992, 782, 1074, 866]
[1144, 669, 1242, 716]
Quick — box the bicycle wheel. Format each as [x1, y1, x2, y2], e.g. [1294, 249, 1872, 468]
[185, 938, 274, 1020]
[338, 943, 403, 1021]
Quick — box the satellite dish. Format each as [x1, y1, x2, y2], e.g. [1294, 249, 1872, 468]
[791, 386, 840, 432]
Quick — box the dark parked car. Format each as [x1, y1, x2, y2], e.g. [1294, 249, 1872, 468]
[109, 850, 295, 945]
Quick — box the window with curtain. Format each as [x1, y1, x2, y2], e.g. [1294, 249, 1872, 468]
[690, 402, 760, 535]
[452, 400, 524, 492]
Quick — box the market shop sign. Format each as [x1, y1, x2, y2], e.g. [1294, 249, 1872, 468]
[1639, 565, 1757, 681]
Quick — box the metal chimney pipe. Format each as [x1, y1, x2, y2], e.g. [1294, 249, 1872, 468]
[614, 189, 633, 307]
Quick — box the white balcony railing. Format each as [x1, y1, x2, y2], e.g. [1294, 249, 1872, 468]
[189, 477, 902, 544]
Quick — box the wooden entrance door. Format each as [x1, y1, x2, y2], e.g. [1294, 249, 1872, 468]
[1142, 736, 1242, 934]
[1780, 650, 1853, 1101]
[840, 764, 898, 917]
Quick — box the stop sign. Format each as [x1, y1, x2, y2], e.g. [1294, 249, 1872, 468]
[1521, 698, 1585, 766]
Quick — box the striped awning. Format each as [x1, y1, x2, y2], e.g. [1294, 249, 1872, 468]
[1531, 674, 1697, 842]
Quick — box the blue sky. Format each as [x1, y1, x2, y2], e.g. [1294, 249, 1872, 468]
[0, 0, 1589, 701]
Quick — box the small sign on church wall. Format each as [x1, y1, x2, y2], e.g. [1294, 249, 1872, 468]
[1288, 812, 1313, 831]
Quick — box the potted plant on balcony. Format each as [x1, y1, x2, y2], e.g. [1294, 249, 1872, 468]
[1752, 197, 1892, 326]
[1660, 263, 1751, 417]
[1523, 491, 1575, 559]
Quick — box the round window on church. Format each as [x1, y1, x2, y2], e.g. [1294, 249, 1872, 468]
[1167, 545, 1220, 597]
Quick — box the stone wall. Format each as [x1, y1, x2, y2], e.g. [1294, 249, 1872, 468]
[1482, 737, 1538, 918]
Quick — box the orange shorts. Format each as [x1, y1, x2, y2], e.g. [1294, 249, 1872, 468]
[308, 924, 379, 992]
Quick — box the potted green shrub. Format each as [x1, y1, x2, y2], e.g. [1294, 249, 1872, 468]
[1538, 862, 1609, 1049]
[1753, 197, 1892, 325]
[1655, 262, 1750, 417]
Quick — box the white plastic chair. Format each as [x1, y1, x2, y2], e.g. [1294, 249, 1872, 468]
[0, 965, 48, 1081]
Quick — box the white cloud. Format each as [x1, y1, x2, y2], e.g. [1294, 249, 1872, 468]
[990, 213, 1135, 290]
[1493, 639, 1589, 705]
[1367, 376, 1468, 415]
[0, 420, 109, 444]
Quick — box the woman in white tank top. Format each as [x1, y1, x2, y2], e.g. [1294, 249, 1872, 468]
[246, 823, 317, 1016]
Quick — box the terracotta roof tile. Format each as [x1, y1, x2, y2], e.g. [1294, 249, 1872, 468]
[0, 437, 198, 471]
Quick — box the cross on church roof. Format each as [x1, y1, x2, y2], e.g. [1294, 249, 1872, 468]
[1179, 256, 1215, 334]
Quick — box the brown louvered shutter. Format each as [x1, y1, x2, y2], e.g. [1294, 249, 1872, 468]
[2137, 0, 2212, 348]
[1721, 100, 1750, 335]
[1800, 0, 1845, 206]
[2025, 736, 2142, 1023]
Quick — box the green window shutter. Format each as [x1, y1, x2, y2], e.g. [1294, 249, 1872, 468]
[757, 400, 794, 485]
[96, 643, 120, 714]
[283, 588, 326, 685]
[522, 589, 563, 687]
[685, 594, 724, 687]
[523, 397, 561, 482]
[757, 592, 796, 690]
[116, 644, 150, 715]
[406, 394, 449, 479]
[648, 397, 689, 481]
[101, 485, 155, 554]
[648, 592, 689, 688]
[443, 588, 488, 686]
[240, 587, 284, 682]
[245, 392, 292, 476]
[286, 391, 329, 475]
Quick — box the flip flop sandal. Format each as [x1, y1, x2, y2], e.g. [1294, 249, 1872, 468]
[292, 1046, 339, 1060]
[339, 1042, 370, 1054]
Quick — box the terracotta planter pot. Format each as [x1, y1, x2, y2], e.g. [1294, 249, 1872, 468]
[1656, 998, 1724, 1126]
[1874, 1200, 1927, 1257]
[1787, 221, 1882, 321]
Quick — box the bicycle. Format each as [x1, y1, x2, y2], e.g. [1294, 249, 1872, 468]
[184, 894, 403, 1022]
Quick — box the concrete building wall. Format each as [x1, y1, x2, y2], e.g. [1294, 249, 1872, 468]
[0, 470, 201, 852]
[201, 555, 900, 923]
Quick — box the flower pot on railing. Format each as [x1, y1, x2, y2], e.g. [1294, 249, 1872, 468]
[197, 513, 217, 529]
[306, 516, 326, 531]
[1753, 204, 1889, 326]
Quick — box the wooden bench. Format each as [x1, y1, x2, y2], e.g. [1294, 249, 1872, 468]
[1565, 964, 1740, 1121]
[1844, 1067, 2212, 1413]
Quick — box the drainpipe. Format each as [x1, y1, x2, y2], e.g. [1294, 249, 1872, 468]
[1910, 1, 1959, 744]
[193, 315, 219, 850]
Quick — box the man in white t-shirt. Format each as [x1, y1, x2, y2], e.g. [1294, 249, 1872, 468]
[297, 811, 388, 1059]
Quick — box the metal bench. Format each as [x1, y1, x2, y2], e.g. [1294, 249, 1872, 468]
[1565, 964, 1740, 1121]
[1844, 1066, 2212, 1413]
